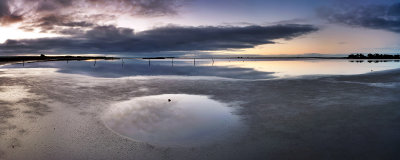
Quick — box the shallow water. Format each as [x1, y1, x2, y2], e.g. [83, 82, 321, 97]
[102, 94, 244, 147]
[210, 59, 400, 77]
[2, 59, 400, 79]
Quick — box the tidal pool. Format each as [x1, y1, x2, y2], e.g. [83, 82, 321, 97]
[102, 94, 244, 147]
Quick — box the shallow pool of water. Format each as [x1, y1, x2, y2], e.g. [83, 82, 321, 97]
[102, 94, 244, 147]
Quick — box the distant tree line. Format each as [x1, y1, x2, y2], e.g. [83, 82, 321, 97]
[349, 59, 400, 63]
[348, 53, 400, 59]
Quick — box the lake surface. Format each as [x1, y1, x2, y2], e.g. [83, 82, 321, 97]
[1, 59, 400, 160]
[2, 58, 400, 79]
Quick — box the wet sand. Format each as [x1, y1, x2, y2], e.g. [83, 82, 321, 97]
[0, 67, 400, 160]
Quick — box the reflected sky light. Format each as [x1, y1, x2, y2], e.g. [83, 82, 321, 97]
[102, 94, 244, 147]
[208, 59, 400, 78]
[2, 59, 400, 79]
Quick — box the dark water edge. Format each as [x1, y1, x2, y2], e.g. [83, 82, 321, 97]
[0, 56, 118, 65]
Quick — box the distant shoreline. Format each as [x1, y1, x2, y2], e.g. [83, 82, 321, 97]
[0, 56, 118, 65]
[132, 56, 400, 60]
[2, 55, 400, 64]
[131, 56, 348, 59]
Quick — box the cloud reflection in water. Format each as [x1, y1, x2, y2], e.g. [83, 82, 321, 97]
[1, 59, 275, 79]
[102, 94, 244, 147]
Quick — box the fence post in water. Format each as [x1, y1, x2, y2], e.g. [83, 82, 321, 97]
[172, 58, 174, 67]
[194, 58, 196, 66]
[148, 59, 151, 67]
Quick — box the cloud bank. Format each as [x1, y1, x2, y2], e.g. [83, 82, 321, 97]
[9, 0, 184, 16]
[0, 0, 319, 56]
[318, 3, 400, 33]
[1, 0, 186, 30]
[0, 24, 318, 55]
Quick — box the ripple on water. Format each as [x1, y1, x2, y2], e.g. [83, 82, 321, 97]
[102, 94, 245, 147]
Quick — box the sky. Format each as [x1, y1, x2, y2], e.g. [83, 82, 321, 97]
[0, 0, 399, 57]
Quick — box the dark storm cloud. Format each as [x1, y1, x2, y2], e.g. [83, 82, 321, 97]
[19, 14, 94, 34]
[15, 0, 185, 16]
[18, 13, 119, 34]
[134, 24, 318, 51]
[4, 0, 186, 32]
[0, 0, 22, 25]
[0, 24, 318, 55]
[0, 0, 9, 17]
[37, 15, 93, 28]
[36, 0, 73, 12]
[108, 0, 185, 16]
[318, 3, 400, 33]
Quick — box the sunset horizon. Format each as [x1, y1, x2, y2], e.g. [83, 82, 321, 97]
[1, 0, 399, 56]
[1, 1, 400, 160]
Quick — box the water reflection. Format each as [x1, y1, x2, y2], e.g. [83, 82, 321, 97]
[2, 58, 400, 79]
[1, 59, 274, 79]
[102, 94, 244, 147]
[208, 59, 400, 77]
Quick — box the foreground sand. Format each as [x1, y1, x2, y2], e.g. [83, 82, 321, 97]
[0, 67, 399, 160]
